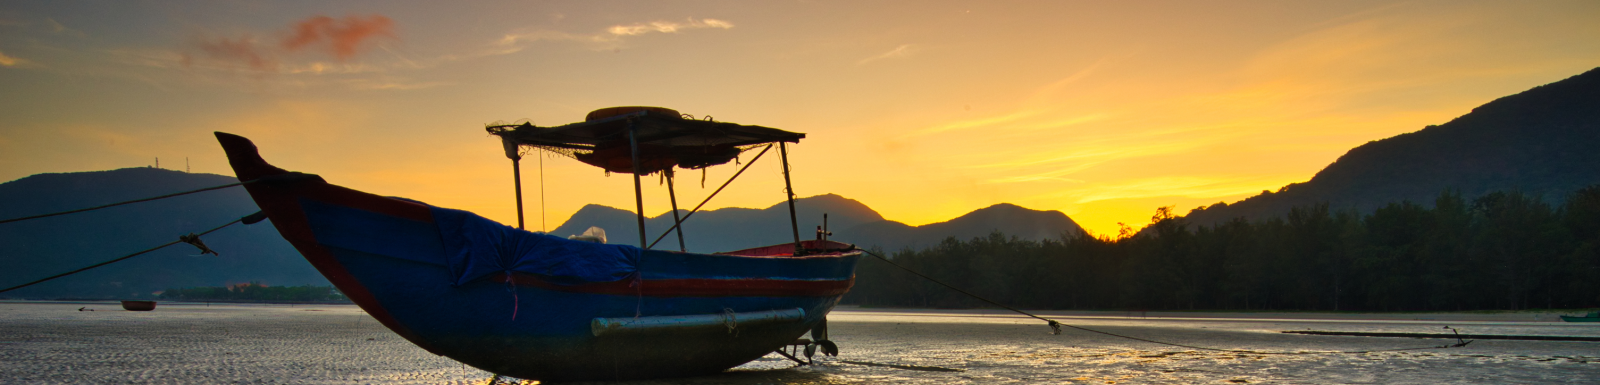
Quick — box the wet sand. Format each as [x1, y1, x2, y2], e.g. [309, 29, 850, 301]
[2, 301, 1597, 384]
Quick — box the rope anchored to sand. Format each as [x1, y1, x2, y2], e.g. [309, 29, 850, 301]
[0, 173, 315, 226]
[858, 248, 1473, 355]
[0, 173, 317, 294]
[0, 212, 260, 294]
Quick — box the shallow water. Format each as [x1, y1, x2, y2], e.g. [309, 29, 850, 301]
[2, 302, 1597, 384]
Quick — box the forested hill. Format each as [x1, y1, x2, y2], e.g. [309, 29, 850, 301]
[0, 167, 325, 299]
[846, 186, 1600, 311]
[552, 195, 1087, 253]
[1184, 67, 1600, 227]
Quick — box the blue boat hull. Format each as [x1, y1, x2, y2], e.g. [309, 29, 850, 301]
[216, 132, 863, 381]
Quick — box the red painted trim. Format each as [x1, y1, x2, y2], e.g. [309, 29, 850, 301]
[718, 240, 859, 257]
[492, 272, 854, 297]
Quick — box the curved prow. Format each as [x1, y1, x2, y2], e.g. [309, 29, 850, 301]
[215, 132, 291, 181]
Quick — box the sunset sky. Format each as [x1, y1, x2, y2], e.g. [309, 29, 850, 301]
[2, 0, 1597, 237]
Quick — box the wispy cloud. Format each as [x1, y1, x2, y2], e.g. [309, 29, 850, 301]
[1029, 57, 1112, 99]
[911, 109, 1040, 137]
[494, 17, 735, 55]
[0, 50, 22, 67]
[1016, 114, 1110, 131]
[1037, 175, 1299, 204]
[281, 61, 387, 75]
[341, 78, 453, 90]
[902, 58, 1113, 138]
[973, 143, 1160, 171]
[189, 35, 276, 71]
[973, 139, 1198, 185]
[43, 18, 86, 37]
[608, 18, 733, 36]
[493, 30, 614, 54]
[858, 44, 917, 65]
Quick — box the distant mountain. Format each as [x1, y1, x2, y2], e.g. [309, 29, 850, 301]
[0, 167, 325, 299]
[1184, 67, 1600, 227]
[551, 194, 886, 252]
[840, 203, 1089, 252]
[552, 195, 1087, 252]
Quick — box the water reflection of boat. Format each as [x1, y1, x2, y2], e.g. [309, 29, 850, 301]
[1560, 311, 1600, 322]
[213, 107, 861, 381]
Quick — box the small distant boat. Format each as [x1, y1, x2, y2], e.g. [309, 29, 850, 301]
[214, 107, 863, 381]
[121, 300, 156, 311]
[1560, 312, 1600, 322]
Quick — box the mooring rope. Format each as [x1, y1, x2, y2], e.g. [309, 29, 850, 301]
[0, 173, 321, 226]
[858, 248, 1470, 355]
[0, 213, 255, 294]
[0, 182, 247, 225]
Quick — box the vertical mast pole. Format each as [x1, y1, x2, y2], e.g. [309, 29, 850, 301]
[666, 169, 687, 252]
[501, 136, 525, 230]
[513, 159, 524, 230]
[538, 149, 547, 232]
[629, 119, 648, 249]
[779, 142, 802, 255]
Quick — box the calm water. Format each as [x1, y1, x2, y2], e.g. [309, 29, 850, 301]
[2, 302, 1597, 384]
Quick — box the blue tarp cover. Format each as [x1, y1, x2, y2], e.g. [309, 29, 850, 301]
[430, 207, 640, 286]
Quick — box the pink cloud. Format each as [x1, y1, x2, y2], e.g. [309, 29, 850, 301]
[186, 14, 395, 72]
[282, 15, 395, 61]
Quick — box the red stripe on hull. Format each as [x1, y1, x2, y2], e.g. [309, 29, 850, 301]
[492, 272, 853, 297]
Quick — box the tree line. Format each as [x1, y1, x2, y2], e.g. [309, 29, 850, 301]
[844, 186, 1600, 312]
[159, 282, 349, 303]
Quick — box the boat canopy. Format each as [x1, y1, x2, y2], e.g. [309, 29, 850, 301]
[487, 108, 805, 175]
[486, 106, 810, 253]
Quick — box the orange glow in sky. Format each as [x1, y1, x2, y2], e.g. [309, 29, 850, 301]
[1, 1, 1598, 236]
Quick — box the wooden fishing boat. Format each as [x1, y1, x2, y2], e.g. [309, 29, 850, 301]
[120, 300, 156, 311]
[1560, 312, 1600, 322]
[213, 107, 861, 381]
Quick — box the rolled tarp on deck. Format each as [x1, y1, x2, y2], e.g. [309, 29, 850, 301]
[431, 206, 641, 286]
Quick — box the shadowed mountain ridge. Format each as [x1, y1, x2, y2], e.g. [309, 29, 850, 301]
[1183, 67, 1600, 227]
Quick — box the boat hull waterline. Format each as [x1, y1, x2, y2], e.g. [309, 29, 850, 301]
[1561, 312, 1600, 322]
[214, 132, 863, 381]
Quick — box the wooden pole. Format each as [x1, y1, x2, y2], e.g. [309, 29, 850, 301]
[538, 149, 546, 232]
[629, 121, 648, 249]
[501, 136, 525, 230]
[513, 159, 524, 230]
[779, 142, 801, 255]
[666, 169, 687, 252]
